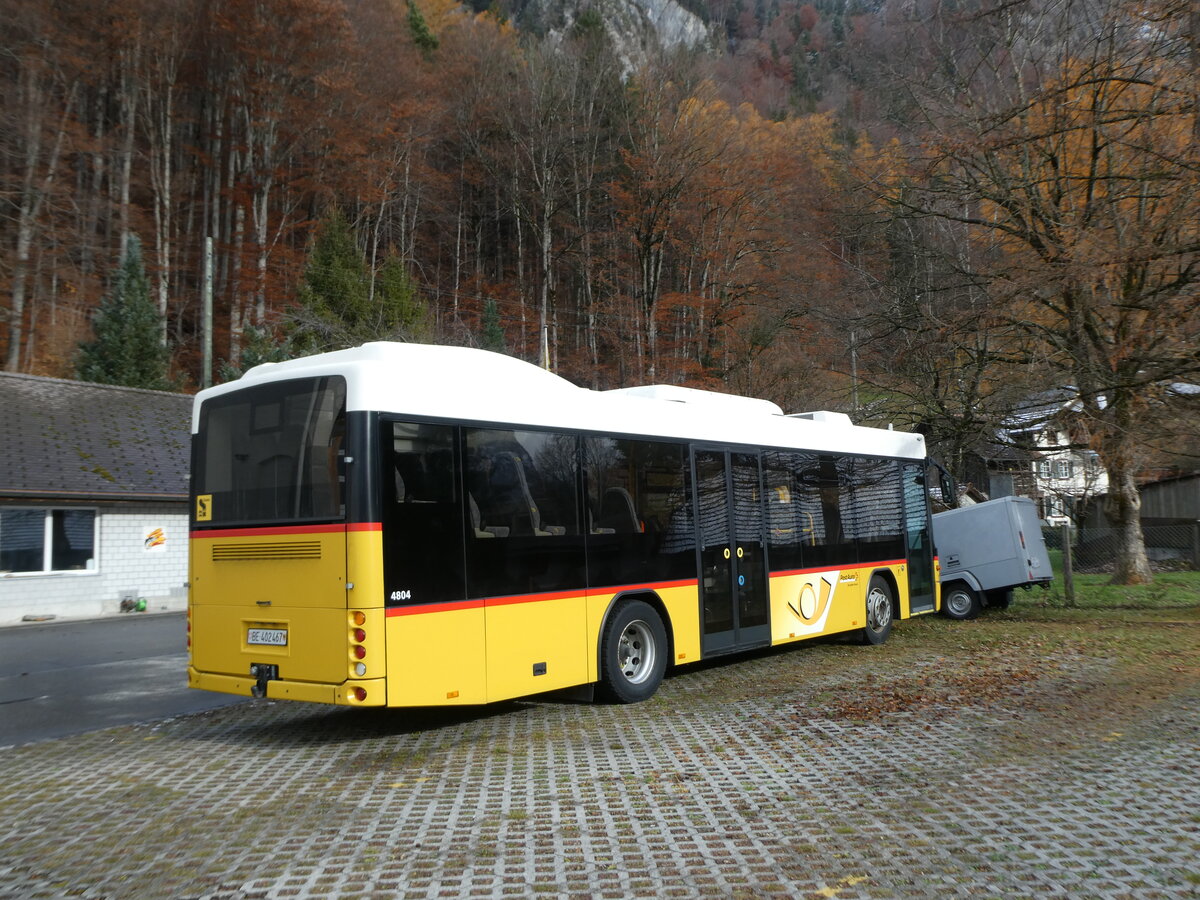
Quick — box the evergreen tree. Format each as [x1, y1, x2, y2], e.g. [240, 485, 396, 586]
[217, 324, 293, 383]
[407, 1, 438, 55]
[481, 298, 507, 354]
[289, 210, 428, 353]
[76, 235, 174, 390]
[376, 255, 428, 339]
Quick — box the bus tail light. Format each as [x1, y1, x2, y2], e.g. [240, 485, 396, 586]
[350, 611, 368, 674]
[352, 687, 367, 702]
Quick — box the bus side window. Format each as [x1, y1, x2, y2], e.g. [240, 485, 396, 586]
[584, 437, 693, 587]
[846, 457, 904, 562]
[763, 452, 801, 572]
[464, 428, 585, 598]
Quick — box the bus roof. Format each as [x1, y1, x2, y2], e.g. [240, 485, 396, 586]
[194, 342, 926, 460]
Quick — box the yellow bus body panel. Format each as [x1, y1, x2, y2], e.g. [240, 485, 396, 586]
[485, 594, 587, 702]
[190, 528, 386, 703]
[385, 606, 486, 705]
[346, 527, 385, 612]
[768, 563, 910, 646]
[657, 583, 701, 667]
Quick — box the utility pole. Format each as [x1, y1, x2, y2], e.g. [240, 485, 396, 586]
[202, 236, 213, 389]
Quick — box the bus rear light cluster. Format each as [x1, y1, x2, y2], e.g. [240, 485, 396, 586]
[350, 611, 367, 675]
[352, 687, 367, 702]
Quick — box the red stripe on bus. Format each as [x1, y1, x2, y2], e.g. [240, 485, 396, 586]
[190, 522, 381, 539]
[387, 598, 486, 616]
[769, 559, 907, 578]
[386, 577, 700, 618]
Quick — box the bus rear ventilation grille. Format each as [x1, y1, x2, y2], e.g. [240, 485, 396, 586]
[211, 541, 322, 561]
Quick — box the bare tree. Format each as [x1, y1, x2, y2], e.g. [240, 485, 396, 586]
[875, 0, 1200, 583]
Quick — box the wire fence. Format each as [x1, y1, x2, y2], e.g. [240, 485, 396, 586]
[1044, 523, 1200, 573]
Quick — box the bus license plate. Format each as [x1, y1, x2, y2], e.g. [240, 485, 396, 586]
[247, 628, 287, 646]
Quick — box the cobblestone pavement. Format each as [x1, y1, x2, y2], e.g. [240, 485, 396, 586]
[1, 637, 1198, 899]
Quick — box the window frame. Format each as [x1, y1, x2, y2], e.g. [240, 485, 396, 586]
[0, 506, 100, 577]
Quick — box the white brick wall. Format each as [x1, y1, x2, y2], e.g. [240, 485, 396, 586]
[0, 504, 188, 625]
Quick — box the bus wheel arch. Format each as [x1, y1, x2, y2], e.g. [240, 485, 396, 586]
[596, 592, 671, 704]
[861, 572, 896, 645]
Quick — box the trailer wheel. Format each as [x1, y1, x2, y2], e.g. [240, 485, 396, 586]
[597, 600, 667, 704]
[942, 583, 981, 620]
[861, 576, 894, 645]
[987, 589, 1013, 610]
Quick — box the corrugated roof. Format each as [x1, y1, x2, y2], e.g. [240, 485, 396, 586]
[0, 373, 192, 502]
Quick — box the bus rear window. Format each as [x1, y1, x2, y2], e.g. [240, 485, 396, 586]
[195, 376, 347, 527]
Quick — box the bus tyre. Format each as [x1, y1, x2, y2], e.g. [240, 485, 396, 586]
[598, 600, 667, 704]
[942, 584, 982, 620]
[861, 576, 894, 645]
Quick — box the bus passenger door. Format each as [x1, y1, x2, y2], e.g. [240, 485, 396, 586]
[694, 448, 771, 655]
[902, 463, 936, 613]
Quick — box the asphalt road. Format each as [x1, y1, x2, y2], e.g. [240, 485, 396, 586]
[0, 612, 243, 748]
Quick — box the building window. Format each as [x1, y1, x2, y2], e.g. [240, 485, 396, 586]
[1042, 496, 1065, 519]
[1053, 459, 1073, 479]
[0, 509, 97, 574]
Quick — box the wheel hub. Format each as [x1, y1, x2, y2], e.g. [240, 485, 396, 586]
[618, 620, 656, 684]
[867, 588, 892, 632]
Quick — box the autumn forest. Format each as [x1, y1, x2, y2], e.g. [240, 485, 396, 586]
[2, 0, 1198, 578]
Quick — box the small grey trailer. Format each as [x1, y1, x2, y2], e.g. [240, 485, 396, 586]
[933, 495, 1052, 619]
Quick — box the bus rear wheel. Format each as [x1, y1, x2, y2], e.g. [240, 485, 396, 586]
[861, 576, 894, 645]
[598, 600, 667, 703]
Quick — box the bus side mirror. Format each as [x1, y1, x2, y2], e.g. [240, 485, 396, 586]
[940, 473, 956, 508]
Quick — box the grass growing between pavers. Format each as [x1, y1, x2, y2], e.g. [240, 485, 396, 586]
[670, 572, 1200, 757]
[1, 577, 1198, 899]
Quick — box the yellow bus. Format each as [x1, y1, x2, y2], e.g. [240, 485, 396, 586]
[188, 342, 939, 707]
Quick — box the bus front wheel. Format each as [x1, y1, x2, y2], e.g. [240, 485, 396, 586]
[861, 577, 894, 645]
[598, 600, 667, 703]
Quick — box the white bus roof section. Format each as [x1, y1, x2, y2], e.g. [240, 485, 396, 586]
[194, 342, 926, 460]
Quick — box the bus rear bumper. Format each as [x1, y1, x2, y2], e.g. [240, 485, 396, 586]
[188, 667, 387, 706]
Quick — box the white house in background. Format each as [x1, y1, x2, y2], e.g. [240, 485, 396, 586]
[1029, 429, 1108, 525]
[0, 373, 192, 625]
[995, 390, 1109, 526]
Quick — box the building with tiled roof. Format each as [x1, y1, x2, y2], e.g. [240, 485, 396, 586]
[0, 373, 192, 624]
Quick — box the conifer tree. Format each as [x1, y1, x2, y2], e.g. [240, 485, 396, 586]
[76, 235, 174, 390]
[407, 1, 438, 55]
[376, 255, 428, 340]
[289, 210, 428, 353]
[217, 324, 293, 383]
[481, 299, 506, 354]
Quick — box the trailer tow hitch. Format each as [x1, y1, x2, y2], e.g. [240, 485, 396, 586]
[249, 663, 279, 699]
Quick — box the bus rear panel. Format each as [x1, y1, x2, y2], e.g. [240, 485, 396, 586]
[188, 375, 387, 706]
